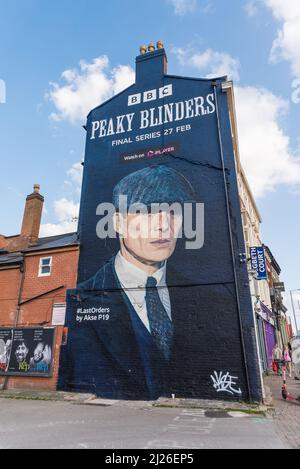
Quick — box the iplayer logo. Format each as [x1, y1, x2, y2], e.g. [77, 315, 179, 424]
[0, 79, 6, 104]
[128, 84, 173, 107]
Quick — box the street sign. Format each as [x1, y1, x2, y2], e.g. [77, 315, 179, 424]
[250, 247, 268, 281]
[274, 282, 285, 292]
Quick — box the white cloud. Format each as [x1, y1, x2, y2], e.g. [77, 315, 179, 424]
[53, 198, 80, 223]
[40, 163, 82, 237]
[167, 0, 197, 15]
[264, 0, 300, 21]
[40, 220, 78, 238]
[173, 42, 300, 197]
[172, 46, 240, 81]
[245, 0, 259, 16]
[263, 0, 300, 76]
[47, 56, 135, 123]
[39, 199, 79, 237]
[67, 161, 83, 194]
[235, 85, 300, 197]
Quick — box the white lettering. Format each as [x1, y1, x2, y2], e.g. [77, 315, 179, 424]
[159, 84, 173, 99]
[140, 110, 150, 129]
[91, 121, 100, 140]
[164, 103, 174, 123]
[144, 89, 157, 103]
[128, 93, 141, 106]
[185, 99, 195, 119]
[206, 93, 216, 114]
[99, 119, 107, 138]
[116, 115, 125, 134]
[175, 102, 185, 122]
[126, 113, 135, 131]
[90, 93, 217, 140]
[107, 118, 115, 136]
[194, 96, 206, 116]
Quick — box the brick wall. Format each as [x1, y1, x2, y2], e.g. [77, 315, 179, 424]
[0, 247, 79, 391]
[0, 267, 21, 325]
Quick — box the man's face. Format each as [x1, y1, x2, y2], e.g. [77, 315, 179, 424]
[118, 210, 183, 264]
[33, 343, 44, 363]
[15, 343, 29, 363]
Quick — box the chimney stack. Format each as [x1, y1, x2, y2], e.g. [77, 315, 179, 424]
[21, 184, 44, 244]
[136, 40, 168, 84]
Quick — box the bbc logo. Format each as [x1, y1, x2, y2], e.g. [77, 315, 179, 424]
[0, 79, 6, 104]
[128, 84, 173, 107]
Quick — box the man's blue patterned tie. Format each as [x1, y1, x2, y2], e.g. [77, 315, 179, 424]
[146, 277, 173, 361]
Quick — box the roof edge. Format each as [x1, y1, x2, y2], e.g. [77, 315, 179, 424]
[87, 83, 136, 119]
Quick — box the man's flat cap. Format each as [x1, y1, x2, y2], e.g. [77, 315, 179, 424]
[113, 165, 196, 210]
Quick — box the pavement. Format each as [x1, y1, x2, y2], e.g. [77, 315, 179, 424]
[0, 398, 288, 449]
[0, 375, 298, 449]
[0, 388, 268, 413]
[0, 384, 292, 449]
[264, 373, 300, 449]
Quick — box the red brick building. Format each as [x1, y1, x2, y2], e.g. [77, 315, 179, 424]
[0, 185, 79, 391]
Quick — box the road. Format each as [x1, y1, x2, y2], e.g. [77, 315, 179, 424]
[0, 399, 290, 449]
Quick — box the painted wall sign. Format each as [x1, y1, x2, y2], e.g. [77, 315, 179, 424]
[58, 48, 262, 403]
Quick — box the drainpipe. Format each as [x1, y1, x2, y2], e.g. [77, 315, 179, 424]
[15, 259, 26, 327]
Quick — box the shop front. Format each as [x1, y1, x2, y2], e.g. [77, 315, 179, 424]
[256, 303, 276, 371]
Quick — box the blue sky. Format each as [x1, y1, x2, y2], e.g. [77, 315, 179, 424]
[0, 0, 300, 323]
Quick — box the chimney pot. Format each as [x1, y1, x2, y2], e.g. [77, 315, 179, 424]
[148, 43, 155, 53]
[140, 45, 147, 55]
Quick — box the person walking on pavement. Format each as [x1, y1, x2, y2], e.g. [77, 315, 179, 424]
[284, 345, 292, 378]
[272, 344, 283, 376]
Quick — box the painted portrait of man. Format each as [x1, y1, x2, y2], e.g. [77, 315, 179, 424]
[60, 162, 247, 401]
[63, 165, 212, 399]
[80, 166, 196, 338]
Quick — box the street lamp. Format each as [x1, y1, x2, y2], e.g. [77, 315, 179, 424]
[290, 290, 300, 335]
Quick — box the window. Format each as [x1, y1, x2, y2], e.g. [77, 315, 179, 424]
[39, 257, 52, 277]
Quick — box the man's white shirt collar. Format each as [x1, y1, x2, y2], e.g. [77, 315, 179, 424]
[114, 251, 171, 331]
[115, 251, 167, 289]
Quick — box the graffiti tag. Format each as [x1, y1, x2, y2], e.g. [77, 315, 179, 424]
[211, 371, 242, 396]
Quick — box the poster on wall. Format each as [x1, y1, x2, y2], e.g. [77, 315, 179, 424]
[0, 329, 14, 373]
[0, 328, 55, 377]
[58, 48, 262, 402]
